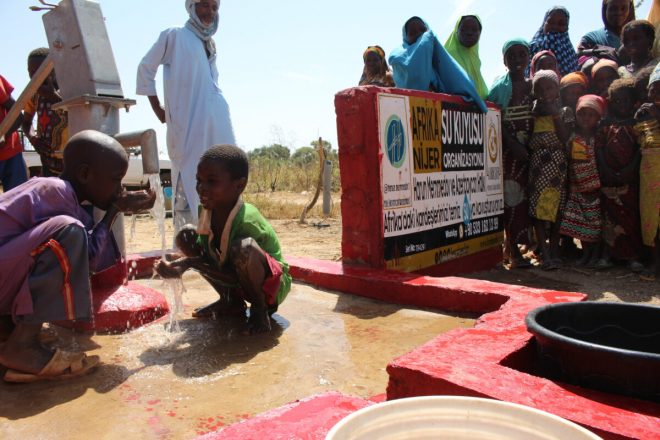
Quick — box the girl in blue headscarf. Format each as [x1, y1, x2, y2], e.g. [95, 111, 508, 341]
[388, 17, 487, 113]
[528, 7, 578, 77]
[487, 39, 534, 268]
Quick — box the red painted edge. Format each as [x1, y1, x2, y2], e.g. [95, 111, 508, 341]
[288, 256, 660, 440]
[195, 392, 372, 440]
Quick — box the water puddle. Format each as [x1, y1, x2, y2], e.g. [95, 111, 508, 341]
[0, 277, 476, 439]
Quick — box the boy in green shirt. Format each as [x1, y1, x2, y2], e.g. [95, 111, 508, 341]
[155, 144, 291, 334]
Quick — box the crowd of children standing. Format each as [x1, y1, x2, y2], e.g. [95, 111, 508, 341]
[360, 0, 659, 281]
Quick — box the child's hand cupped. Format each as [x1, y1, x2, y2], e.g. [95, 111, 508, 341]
[154, 259, 184, 279]
[114, 189, 157, 214]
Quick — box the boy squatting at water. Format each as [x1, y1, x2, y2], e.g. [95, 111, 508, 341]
[155, 144, 291, 335]
[0, 130, 156, 382]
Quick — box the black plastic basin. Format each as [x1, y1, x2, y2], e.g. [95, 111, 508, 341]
[526, 302, 660, 401]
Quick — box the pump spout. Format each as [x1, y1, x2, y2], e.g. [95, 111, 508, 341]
[114, 129, 160, 175]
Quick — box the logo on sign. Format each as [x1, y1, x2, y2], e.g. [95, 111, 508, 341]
[385, 115, 406, 168]
[487, 120, 499, 164]
[463, 194, 472, 226]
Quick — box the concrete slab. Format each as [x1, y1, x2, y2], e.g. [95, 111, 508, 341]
[0, 274, 474, 439]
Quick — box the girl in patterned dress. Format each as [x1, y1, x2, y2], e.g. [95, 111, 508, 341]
[487, 39, 534, 268]
[528, 70, 569, 269]
[560, 95, 606, 267]
[596, 78, 644, 271]
[634, 61, 660, 281]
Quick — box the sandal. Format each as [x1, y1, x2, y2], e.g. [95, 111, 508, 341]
[640, 269, 656, 282]
[3, 349, 100, 383]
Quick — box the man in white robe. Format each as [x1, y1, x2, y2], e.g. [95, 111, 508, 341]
[136, 0, 235, 232]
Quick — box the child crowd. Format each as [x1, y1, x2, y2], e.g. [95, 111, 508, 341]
[360, 1, 660, 281]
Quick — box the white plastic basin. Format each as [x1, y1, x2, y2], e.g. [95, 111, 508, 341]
[325, 396, 602, 440]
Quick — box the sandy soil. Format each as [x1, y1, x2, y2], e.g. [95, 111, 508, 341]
[127, 209, 658, 305]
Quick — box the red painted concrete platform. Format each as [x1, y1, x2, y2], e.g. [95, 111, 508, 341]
[57, 260, 169, 333]
[196, 392, 373, 440]
[289, 256, 660, 440]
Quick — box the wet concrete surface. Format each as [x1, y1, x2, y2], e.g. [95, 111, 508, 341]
[0, 273, 476, 439]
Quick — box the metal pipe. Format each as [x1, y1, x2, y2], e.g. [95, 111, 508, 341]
[114, 129, 160, 175]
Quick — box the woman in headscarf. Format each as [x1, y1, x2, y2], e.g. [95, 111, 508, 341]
[528, 7, 578, 77]
[487, 39, 534, 268]
[579, 0, 636, 52]
[444, 15, 488, 99]
[388, 16, 487, 112]
[359, 46, 395, 87]
[137, 0, 235, 234]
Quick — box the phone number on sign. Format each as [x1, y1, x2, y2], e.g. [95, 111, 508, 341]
[465, 217, 499, 238]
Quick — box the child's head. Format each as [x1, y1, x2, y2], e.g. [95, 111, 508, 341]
[502, 39, 530, 76]
[531, 50, 559, 77]
[175, 225, 202, 257]
[560, 72, 589, 110]
[196, 144, 248, 211]
[27, 47, 58, 98]
[404, 16, 427, 45]
[648, 63, 660, 104]
[590, 59, 620, 96]
[532, 70, 560, 102]
[575, 95, 606, 132]
[363, 46, 387, 77]
[621, 20, 655, 64]
[457, 15, 482, 48]
[543, 7, 569, 34]
[607, 78, 636, 118]
[602, 0, 635, 31]
[27, 47, 49, 78]
[61, 130, 129, 210]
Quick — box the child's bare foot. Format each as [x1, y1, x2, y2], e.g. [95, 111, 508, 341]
[242, 308, 271, 335]
[192, 297, 246, 319]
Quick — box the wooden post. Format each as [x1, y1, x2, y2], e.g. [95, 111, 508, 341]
[299, 137, 326, 224]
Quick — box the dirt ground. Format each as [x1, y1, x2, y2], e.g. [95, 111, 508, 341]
[127, 204, 659, 306]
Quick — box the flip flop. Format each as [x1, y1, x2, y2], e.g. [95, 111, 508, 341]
[640, 270, 656, 282]
[3, 349, 100, 383]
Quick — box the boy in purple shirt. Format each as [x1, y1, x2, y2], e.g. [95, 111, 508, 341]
[0, 130, 155, 382]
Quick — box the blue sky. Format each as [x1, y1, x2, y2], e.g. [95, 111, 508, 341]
[0, 1, 652, 155]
